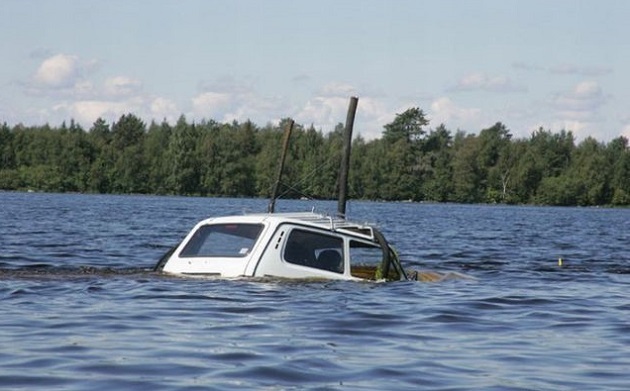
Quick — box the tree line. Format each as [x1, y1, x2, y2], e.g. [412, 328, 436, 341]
[0, 109, 628, 206]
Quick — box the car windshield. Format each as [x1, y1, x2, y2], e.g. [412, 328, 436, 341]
[179, 223, 264, 258]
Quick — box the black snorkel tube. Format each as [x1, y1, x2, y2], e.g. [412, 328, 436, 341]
[153, 243, 178, 272]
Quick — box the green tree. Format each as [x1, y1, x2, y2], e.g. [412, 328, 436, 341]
[221, 120, 258, 196]
[0, 123, 19, 189]
[608, 136, 630, 205]
[109, 114, 147, 193]
[501, 139, 530, 203]
[356, 138, 388, 200]
[198, 120, 221, 195]
[56, 120, 94, 192]
[349, 135, 369, 200]
[451, 132, 483, 203]
[0, 122, 15, 170]
[253, 122, 285, 198]
[381, 108, 430, 200]
[167, 115, 200, 195]
[2, 110, 625, 207]
[382, 107, 429, 144]
[144, 120, 173, 194]
[294, 124, 332, 199]
[530, 128, 574, 176]
[420, 124, 453, 202]
[0, 122, 20, 189]
[514, 128, 574, 203]
[476, 122, 513, 202]
[568, 137, 610, 205]
[536, 175, 580, 206]
[320, 124, 344, 199]
[88, 118, 113, 193]
[200, 120, 258, 197]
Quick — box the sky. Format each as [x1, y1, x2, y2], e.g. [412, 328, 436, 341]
[2, 0, 630, 142]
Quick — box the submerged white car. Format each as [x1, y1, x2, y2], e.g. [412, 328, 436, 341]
[154, 211, 408, 281]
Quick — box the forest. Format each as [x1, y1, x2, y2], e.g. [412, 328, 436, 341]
[0, 108, 629, 206]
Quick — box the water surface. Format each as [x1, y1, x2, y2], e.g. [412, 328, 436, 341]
[1, 193, 628, 390]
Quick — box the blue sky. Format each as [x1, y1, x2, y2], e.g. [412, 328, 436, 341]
[2, 0, 629, 142]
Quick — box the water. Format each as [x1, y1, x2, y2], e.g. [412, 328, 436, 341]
[0, 192, 628, 390]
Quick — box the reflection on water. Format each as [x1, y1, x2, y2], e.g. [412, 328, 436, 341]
[0, 192, 628, 390]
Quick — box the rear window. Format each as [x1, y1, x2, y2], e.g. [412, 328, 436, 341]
[179, 223, 264, 258]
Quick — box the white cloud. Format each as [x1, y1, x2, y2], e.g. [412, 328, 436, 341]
[295, 96, 346, 128]
[189, 80, 390, 140]
[52, 100, 128, 125]
[550, 119, 589, 135]
[292, 84, 391, 139]
[191, 91, 236, 118]
[27, 53, 102, 98]
[24, 54, 175, 128]
[533, 81, 614, 141]
[351, 97, 392, 140]
[318, 82, 357, 97]
[104, 76, 143, 97]
[451, 72, 525, 93]
[33, 54, 80, 88]
[293, 83, 356, 127]
[429, 97, 482, 129]
[526, 117, 616, 143]
[45, 94, 180, 129]
[150, 97, 179, 122]
[551, 81, 606, 120]
[514, 80, 623, 142]
[22, 58, 624, 145]
[190, 87, 289, 126]
[261, 93, 404, 141]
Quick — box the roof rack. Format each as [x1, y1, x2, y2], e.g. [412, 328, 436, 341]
[279, 212, 376, 240]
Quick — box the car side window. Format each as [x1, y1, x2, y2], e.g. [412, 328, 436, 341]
[349, 240, 383, 280]
[284, 229, 344, 273]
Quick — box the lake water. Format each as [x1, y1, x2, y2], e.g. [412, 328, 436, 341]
[0, 192, 628, 390]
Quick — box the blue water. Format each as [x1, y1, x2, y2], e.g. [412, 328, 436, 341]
[0, 192, 628, 390]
